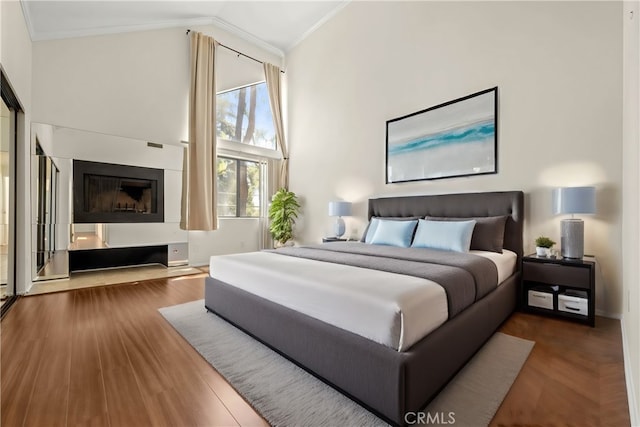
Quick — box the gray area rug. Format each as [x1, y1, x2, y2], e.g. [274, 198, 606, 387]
[160, 300, 534, 427]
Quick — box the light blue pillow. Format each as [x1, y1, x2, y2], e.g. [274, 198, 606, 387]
[362, 216, 420, 243]
[369, 219, 418, 248]
[411, 219, 476, 252]
[364, 218, 382, 244]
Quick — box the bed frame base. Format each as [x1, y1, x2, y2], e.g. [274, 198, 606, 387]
[205, 272, 518, 426]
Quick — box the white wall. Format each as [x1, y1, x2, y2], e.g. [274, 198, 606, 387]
[32, 25, 282, 145]
[1, 0, 33, 294]
[622, 1, 640, 423]
[285, 1, 623, 316]
[1, 1, 32, 113]
[31, 24, 283, 268]
[188, 219, 261, 266]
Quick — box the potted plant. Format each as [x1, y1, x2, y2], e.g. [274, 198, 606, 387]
[535, 236, 556, 257]
[268, 188, 301, 247]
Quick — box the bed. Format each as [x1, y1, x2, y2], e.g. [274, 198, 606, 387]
[204, 191, 524, 425]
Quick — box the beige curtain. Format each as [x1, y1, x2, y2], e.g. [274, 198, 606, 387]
[181, 31, 218, 231]
[258, 158, 280, 249]
[263, 62, 288, 190]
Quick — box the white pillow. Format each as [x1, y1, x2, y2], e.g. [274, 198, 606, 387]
[369, 219, 418, 248]
[411, 219, 476, 252]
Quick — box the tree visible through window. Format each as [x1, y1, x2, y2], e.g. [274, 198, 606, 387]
[217, 82, 276, 150]
[217, 157, 261, 217]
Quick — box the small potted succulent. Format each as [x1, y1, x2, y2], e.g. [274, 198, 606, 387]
[535, 236, 556, 257]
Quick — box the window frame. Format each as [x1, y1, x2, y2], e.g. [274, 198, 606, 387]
[217, 155, 262, 219]
[216, 81, 279, 152]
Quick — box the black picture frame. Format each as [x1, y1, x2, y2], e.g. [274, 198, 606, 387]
[385, 87, 498, 184]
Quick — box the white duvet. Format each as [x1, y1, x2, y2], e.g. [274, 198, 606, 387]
[209, 249, 516, 351]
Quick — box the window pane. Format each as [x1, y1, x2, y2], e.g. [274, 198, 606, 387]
[239, 160, 260, 217]
[217, 82, 276, 150]
[217, 158, 237, 216]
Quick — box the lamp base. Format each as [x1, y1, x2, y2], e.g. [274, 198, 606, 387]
[334, 217, 345, 238]
[560, 219, 584, 259]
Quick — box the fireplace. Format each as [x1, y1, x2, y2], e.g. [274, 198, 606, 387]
[73, 160, 164, 223]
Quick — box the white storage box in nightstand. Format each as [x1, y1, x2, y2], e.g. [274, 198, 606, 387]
[558, 294, 588, 316]
[528, 290, 554, 310]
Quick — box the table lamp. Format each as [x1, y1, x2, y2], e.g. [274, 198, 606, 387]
[328, 201, 352, 238]
[552, 186, 596, 259]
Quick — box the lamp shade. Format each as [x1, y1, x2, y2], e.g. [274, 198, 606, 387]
[328, 201, 352, 217]
[552, 187, 596, 215]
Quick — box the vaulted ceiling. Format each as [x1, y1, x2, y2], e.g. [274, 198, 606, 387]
[21, 1, 348, 55]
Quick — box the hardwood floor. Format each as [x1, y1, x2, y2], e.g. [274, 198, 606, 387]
[493, 313, 631, 427]
[1, 274, 267, 427]
[1, 275, 630, 426]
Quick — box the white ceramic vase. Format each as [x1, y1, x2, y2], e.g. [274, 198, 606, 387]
[536, 246, 549, 257]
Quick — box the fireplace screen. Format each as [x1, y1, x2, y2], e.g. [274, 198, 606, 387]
[74, 160, 164, 223]
[84, 175, 156, 214]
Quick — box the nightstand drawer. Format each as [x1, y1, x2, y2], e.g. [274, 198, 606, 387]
[528, 290, 554, 310]
[523, 262, 590, 289]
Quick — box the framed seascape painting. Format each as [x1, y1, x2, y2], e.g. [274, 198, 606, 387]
[386, 87, 498, 183]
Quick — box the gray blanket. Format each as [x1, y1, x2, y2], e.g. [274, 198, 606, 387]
[268, 242, 498, 319]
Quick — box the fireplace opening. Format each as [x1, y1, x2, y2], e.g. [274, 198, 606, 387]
[74, 160, 164, 223]
[84, 175, 155, 214]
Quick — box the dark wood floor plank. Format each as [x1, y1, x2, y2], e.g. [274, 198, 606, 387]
[1, 339, 46, 426]
[23, 292, 75, 427]
[91, 285, 154, 426]
[2, 292, 73, 427]
[117, 278, 240, 426]
[2, 275, 630, 427]
[67, 289, 110, 427]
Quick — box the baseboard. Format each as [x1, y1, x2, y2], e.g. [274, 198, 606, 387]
[621, 319, 639, 426]
[596, 309, 622, 319]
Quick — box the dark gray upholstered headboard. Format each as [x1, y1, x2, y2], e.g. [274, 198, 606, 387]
[368, 191, 524, 262]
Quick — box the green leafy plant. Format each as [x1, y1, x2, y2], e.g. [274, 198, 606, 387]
[268, 188, 301, 245]
[535, 236, 556, 248]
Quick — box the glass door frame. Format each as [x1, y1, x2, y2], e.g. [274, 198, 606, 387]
[1, 70, 22, 317]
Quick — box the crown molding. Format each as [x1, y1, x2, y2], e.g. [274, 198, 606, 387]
[208, 16, 284, 58]
[286, 0, 350, 52]
[20, 0, 37, 42]
[20, 4, 284, 58]
[19, 1, 345, 57]
[25, 16, 213, 42]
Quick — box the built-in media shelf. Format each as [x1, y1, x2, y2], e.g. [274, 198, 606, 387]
[68, 241, 188, 272]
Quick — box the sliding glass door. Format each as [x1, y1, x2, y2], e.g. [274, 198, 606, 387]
[0, 97, 13, 304]
[1, 71, 21, 314]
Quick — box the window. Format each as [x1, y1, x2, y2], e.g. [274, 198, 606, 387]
[217, 157, 261, 217]
[217, 82, 276, 150]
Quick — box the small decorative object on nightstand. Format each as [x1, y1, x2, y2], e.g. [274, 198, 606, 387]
[521, 254, 595, 326]
[534, 236, 556, 257]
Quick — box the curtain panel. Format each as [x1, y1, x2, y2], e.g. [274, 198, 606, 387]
[181, 31, 218, 231]
[263, 63, 289, 190]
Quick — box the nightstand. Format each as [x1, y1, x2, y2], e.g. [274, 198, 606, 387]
[322, 237, 349, 243]
[521, 255, 595, 327]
